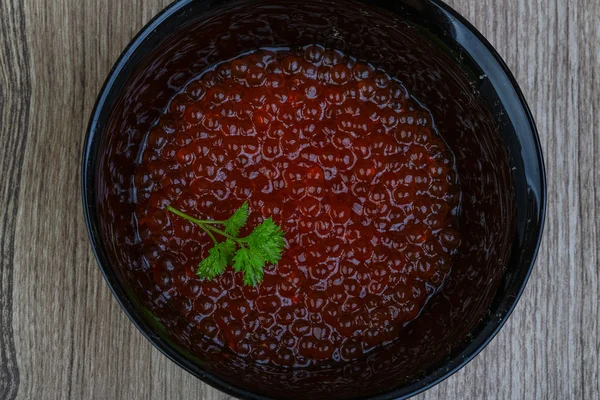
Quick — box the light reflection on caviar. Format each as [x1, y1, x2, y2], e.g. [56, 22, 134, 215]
[133, 45, 461, 367]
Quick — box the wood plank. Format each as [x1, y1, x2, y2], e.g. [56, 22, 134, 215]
[0, 0, 598, 398]
[0, 0, 31, 398]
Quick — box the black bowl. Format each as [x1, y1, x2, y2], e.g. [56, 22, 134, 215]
[82, 0, 546, 399]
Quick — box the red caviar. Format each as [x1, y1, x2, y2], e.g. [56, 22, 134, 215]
[134, 46, 461, 367]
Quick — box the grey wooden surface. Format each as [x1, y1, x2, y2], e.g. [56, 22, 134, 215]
[0, 0, 598, 399]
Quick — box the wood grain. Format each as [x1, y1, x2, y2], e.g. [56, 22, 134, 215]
[0, 0, 31, 397]
[0, 0, 598, 399]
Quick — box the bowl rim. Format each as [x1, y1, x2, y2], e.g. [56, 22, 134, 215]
[81, 0, 547, 399]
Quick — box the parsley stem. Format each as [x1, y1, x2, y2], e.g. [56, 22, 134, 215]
[166, 206, 225, 225]
[198, 224, 218, 245]
[166, 206, 202, 224]
[204, 225, 244, 242]
[196, 219, 226, 224]
[167, 205, 240, 242]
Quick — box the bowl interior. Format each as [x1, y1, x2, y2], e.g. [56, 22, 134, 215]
[83, 0, 545, 399]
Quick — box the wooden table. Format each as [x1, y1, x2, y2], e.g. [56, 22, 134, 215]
[1, 0, 598, 398]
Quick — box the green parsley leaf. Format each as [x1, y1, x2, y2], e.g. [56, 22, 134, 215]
[197, 239, 236, 279]
[167, 203, 285, 287]
[246, 217, 286, 263]
[233, 247, 265, 286]
[223, 201, 249, 236]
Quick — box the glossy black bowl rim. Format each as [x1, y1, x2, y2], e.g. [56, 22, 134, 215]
[81, 0, 547, 399]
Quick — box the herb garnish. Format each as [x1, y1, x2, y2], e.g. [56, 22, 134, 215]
[166, 202, 285, 286]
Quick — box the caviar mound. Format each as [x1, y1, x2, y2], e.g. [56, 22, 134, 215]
[133, 46, 461, 367]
